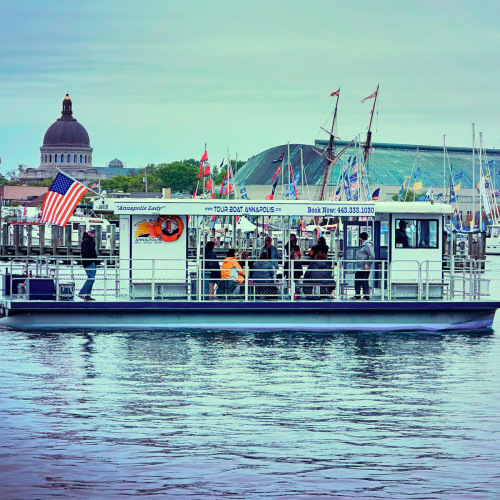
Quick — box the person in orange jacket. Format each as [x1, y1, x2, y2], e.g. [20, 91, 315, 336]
[219, 248, 245, 297]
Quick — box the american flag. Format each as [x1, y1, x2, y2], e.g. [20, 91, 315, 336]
[40, 172, 88, 227]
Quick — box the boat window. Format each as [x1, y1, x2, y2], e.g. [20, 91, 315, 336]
[395, 219, 438, 248]
[379, 221, 389, 247]
[346, 225, 359, 247]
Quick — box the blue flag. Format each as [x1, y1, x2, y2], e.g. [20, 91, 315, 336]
[343, 172, 351, 201]
[413, 167, 421, 178]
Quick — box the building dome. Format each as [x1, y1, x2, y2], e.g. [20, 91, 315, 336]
[108, 158, 124, 168]
[19, 92, 97, 183]
[42, 92, 90, 147]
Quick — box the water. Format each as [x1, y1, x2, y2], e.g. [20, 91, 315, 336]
[1, 260, 500, 498]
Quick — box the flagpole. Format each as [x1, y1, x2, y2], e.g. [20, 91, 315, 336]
[472, 124, 476, 229]
[442, 135, 446, 202]
[287, 143, 290, 202]
[203, 143, 206, 196]
[235, 152, 238, 200]
[55, 167, 100, 197]
[363, 84, 379, 166]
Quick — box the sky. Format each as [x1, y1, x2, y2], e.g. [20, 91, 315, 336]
[1, 0, 499, 176]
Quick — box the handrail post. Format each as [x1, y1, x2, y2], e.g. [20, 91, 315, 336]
[425, 261, 430, 300]
[244, 261, 248, 302]
[151, 259, 155, 300]
[103, 259, 107, 301]
[380, 260, 385, 301]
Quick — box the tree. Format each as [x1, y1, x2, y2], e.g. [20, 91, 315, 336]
[215, 169, 227, 185]
[32, 177, 55, 187]
[156, 160, 198, 194]
[391, 189, 417, 201]
[5, 164, 26, 183]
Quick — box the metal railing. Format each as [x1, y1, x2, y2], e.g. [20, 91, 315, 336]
[0, 256, 491, 302]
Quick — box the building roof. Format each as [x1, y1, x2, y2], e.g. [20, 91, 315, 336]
[235, 142, 500, 190]
[94, 166, 142, 176]
[0, 186, 48, 201]
[42, 93, 90, 147]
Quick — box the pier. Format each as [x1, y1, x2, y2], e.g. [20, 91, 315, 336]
[0, 222, 118, 259]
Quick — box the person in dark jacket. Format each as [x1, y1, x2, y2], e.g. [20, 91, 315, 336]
[79, 229, 99, 301]
[353, 232, 375, 300]
[250, 253, 277, 298]
[204, 241, 220, 300]
[309, 236, 329, 259]
[303, 251, 335, 298]
[284, 233, 301, 258]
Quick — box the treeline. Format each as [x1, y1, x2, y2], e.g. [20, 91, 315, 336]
[99, 159, 245, 195]
[0, 159, 246, 196]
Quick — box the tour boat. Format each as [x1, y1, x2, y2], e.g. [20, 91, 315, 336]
[0, 198, 498, 332]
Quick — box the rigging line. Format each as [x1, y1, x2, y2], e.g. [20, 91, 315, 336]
[405, 148, 419, 201]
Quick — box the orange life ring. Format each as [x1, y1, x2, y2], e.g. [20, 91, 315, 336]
[154, 215, 184, 242]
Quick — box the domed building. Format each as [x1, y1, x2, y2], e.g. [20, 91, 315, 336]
[21, 92, 101, 183]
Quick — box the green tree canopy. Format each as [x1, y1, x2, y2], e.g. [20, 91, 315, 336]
[155, 160, 198, 194]
[391, 188, 417, 201]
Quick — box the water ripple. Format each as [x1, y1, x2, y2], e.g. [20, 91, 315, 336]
[1, 270, 500, 497]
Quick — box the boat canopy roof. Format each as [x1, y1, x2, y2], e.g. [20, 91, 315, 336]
[94, 197, 452, 218]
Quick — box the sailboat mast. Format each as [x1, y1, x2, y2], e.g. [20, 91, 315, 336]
[363, 84, 379, 165]
[319, 90, 340, 201]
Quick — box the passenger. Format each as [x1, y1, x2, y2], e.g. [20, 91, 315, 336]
[78, 228, 100, 301]
[218, 249, 245, 298]
[204, 241, 220, 300]
[395, 220, 410, 248]
[250, 252, 277, 299]
[284, 234, 301, 280]
[284, 233, 301, 257]
[302, 251, 335, 299]
[309, 236, 329, 259]
[290, 250, 303, 281]
[353, 232, 375, 300]
[238, 250, 252, 271]
[286, 250, 303, 299]
[259, 236, 280, 270]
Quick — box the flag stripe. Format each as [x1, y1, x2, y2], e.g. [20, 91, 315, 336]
[52, 185, 83, 224]
[40, 173, 88, 226]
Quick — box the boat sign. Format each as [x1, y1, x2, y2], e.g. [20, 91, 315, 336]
[108, 199, 376, 217]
